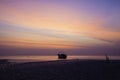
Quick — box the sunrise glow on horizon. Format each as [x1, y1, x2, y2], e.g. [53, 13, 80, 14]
[0, 0, 120, 55]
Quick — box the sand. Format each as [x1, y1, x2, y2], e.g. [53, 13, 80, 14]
[0, 60, 120, 80]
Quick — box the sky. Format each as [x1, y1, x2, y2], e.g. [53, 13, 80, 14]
[0, 0, 120, 56]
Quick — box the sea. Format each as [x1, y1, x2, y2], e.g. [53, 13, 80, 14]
[0, 55, 120, 63]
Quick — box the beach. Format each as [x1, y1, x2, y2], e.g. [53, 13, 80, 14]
[0, 60, 120, 80]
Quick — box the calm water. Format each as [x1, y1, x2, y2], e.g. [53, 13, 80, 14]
[0, 55, 120, 63]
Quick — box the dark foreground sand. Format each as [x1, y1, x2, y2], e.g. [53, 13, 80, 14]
[0, 60, 120, 80]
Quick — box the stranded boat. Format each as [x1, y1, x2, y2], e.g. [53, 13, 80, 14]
[57, 51, 67, 59]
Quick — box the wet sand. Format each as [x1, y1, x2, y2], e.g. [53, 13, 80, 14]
[0, 60, 120, 80]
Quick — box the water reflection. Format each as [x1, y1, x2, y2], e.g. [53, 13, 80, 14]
[0, 55, 120, 63]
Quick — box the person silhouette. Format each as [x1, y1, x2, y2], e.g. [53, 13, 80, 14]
[105, 54, 110, 63]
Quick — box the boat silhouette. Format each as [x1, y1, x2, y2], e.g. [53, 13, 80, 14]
[57, 51, 67, 59]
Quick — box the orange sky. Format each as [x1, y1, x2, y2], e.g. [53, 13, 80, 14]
[0, 0, 120, 55]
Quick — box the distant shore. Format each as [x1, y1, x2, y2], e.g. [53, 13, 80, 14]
[0, 60, 120, 80]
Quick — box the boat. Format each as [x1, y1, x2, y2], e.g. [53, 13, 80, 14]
[57, 51, 67, 59]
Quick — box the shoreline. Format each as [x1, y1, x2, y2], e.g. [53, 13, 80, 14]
[1, 58, 120, 64]
[0, 59, 120, 80]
